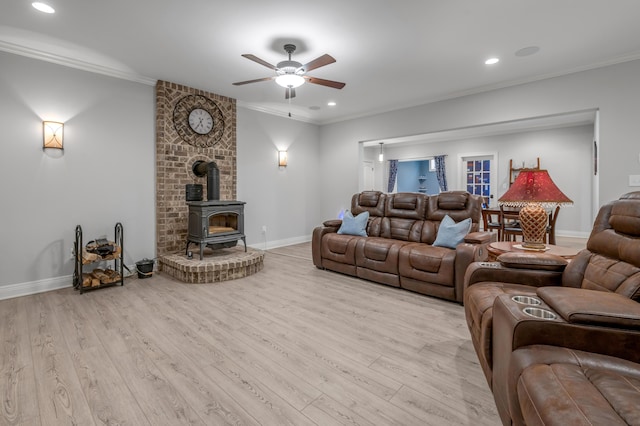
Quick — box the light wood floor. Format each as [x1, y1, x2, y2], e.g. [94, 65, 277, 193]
[1, 242, 513, 425]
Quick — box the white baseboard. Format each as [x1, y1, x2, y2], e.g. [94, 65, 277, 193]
[0, 275, 72, 301]
[556, 230, 590, 239]
[248, 235, 311, 251]
[0, 264, 139, 301]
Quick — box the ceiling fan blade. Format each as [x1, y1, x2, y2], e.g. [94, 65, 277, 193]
[232, 76, 275, 86]
[300, 54, 336, 72]
[304, 76, 346, 89]
[241, 54, 277, 70]
[285, 87, 296, 99]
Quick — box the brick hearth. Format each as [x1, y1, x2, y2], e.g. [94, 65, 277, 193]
[159, 246, 264, 284]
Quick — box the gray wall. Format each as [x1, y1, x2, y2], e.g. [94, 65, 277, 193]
[320, 60, 640, 227]
[367, 125, 593, 237]
[3, 49, 640, 295]
[0, 51, 323, 296]
[236, 107, 322, 249]
[0, 51, 156, 291]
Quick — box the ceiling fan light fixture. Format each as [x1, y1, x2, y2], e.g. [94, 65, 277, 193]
[275, 74, 305, 88]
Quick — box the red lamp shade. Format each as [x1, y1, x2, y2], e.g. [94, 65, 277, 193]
[499, 169, 573, 207]
[499, 169, 573, 249]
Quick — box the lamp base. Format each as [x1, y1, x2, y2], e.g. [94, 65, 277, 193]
[519, 204, 548, 249]
[521, 241, 547, 250]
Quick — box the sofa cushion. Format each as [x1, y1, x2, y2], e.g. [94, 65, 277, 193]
[437, 192, 468, 210]
[351, 191, 386, 217]
[398, 243, 457, 286]
[609, 198, 640, 236]
[355, 237, 407, 274]
[426, 192, 482, 233]
[580, 253, 640, 298]
[433, 214, 471, 249]
[337, 210, 369, 237]
[380, 217, 424, 242]
[385, 192, 427, 219]
[321, 233, 361, 265]
[513, 346, 640, 426]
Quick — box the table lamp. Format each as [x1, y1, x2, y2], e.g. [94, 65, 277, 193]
[498, 169, 573, 249]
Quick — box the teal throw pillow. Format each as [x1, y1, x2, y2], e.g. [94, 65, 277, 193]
[433, 215, 472, 249]
[337, 210, 369, 237]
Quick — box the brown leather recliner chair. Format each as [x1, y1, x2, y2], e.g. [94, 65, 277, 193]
[463, 192, 640, 424]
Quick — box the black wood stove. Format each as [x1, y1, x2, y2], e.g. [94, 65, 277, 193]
[186, 200, 247, 260]
[184, 159, 246, 260]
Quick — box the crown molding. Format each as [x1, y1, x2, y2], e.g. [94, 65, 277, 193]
[236, 100, 320, 125]
[0, 40, 157, 86]
[4, 36, 639, 127]
[323, 52, 640, 126]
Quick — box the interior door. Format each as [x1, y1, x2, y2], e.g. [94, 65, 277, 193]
[362, 160, 375, 190]
[461, 155, 496, 207]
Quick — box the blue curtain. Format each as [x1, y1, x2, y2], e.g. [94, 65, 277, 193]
[387, 159, 398, 193]
[434, 155, 448, 192]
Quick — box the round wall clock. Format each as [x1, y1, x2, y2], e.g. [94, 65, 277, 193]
[173, 95, 225, 147]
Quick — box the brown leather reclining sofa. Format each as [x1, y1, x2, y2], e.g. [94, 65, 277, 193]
[312, 190, 495, 303]
[464, 192, 640, 425]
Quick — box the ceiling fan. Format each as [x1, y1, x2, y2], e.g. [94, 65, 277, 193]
[233, 44, 346, 99]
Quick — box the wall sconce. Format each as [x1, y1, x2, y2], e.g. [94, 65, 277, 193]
[278, 150, 288, 167]
[43, 121, 64, 150]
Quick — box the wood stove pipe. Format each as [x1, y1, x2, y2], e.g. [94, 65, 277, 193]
[192, 160, 220, 201]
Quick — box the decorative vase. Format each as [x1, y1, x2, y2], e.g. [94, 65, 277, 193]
[519, 203, 548, 249]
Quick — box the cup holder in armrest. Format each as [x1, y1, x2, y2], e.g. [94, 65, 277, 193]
[511, 295, 542, 306]
[523, 307, 557, 320]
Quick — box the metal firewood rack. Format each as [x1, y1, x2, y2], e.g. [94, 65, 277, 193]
[73, 222, 124, 294]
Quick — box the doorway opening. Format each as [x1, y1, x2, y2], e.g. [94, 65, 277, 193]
[396, 159, 439, 194]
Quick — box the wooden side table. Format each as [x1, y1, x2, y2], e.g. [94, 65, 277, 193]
[487, 241, 579, 261]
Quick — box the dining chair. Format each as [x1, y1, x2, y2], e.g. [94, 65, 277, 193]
[546, 205, 560, 245]
[482, 208, 502, 241]
[500, 206, 522, 242]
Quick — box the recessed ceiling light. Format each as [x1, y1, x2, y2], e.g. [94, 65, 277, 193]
[32, 2, 55, 13]
[515, 46, 540, 57]
[485, 57, 500, 65]
[327, 101, 337, 107]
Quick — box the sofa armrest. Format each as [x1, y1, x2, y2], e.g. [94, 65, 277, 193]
[312, 224, 339, 268]
[464, 261, 564, 290]
[464, 231, 497, 244]
[538, 287, 640, 330]
[492, 293, 640, 365]
[497, 252, 568, 271]
[491, 292, 640, 423]
[323, 219, 342, 228]
[453, 241, 494, 303]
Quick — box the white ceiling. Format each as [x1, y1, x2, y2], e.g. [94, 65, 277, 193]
[2, 1, 640, 124]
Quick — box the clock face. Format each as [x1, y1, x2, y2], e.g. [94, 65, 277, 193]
[188, 108, 214, 135]
[173, 95, 225, 147]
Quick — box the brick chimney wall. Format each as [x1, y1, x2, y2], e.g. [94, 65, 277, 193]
[155, 81, 237, 257]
